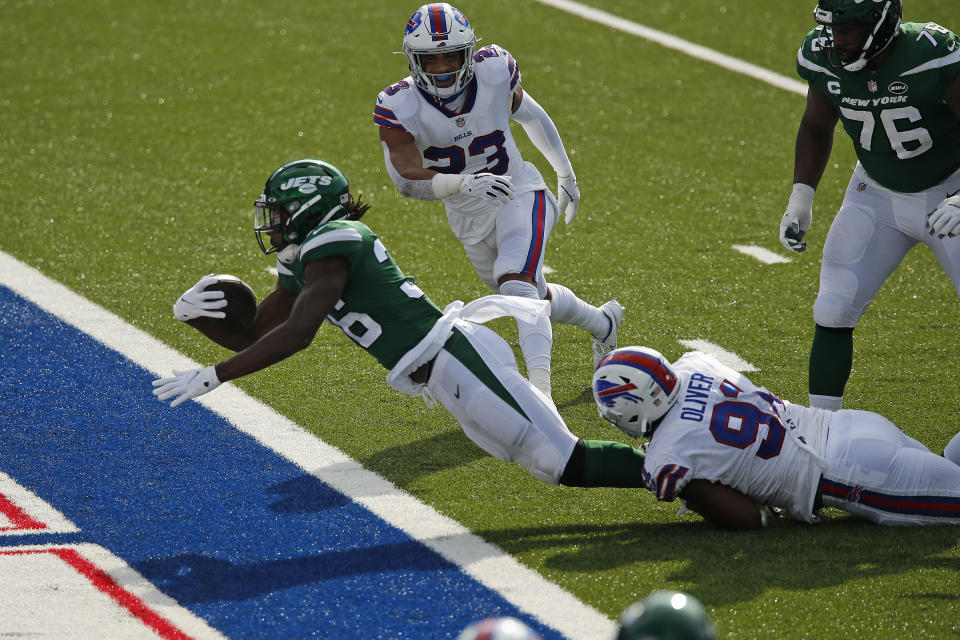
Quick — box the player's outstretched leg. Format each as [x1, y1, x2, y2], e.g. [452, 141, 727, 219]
[500, 278, 554, 399]
[547, 283, 624, 367]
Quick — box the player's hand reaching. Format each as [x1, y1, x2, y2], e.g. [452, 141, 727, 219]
[926, 192, 960, 239]
[152, 366, 221, 407]
[172, 275, 227, 321]
[779, 183, 815, 252]
[460, 173, 515, 206]
[557, 172, 580, 224]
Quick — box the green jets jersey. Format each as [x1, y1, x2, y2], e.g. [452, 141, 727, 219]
[276, 220, 443, 370]
[797, 21, 960, 192]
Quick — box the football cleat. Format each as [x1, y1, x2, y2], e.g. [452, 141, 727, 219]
[592, 300, 625, 367]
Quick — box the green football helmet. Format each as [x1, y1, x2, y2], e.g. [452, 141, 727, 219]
[813, 0, 902, 71]
[254, 159, 351, 262]
[617, 591, 717, 640]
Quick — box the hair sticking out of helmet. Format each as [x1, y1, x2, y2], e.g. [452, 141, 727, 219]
[593, 346, 681, 438]
[402, 3, 477, 99]
[813, 0, 902, 71]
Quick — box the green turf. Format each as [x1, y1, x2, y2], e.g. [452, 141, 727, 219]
[3, 1, 959, 637]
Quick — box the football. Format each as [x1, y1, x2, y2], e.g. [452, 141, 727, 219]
[204, 274, 257, 332]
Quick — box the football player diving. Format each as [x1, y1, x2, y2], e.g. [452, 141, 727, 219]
[593, 346, 960, 528]
[777, 0, 960, 410]
[376, 3, 623, 400]
[153, 159, 650, 494]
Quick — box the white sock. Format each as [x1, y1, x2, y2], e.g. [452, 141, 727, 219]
[547, 284, 607, 337]
[499, 279, 552, 373]
[809, 393, 842, 411]
[944, 431, 960, 465]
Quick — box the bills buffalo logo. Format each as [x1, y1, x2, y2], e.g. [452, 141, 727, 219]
[594, 379, 644, 408]
[452, 8, 470, 27]
[887, 81, 908, 94]
[405, 11, 422, 35]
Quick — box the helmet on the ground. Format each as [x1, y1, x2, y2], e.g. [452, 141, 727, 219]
[457, 617, 542, 640]
[617, 591, 717, 640]
[813, 0, 902, 71]
[254, 159, 351, 262]
[593, 346, 680, 438]
[402, 3, 477, 98]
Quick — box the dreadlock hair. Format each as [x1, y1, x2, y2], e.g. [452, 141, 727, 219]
[345, 191, 371, 221]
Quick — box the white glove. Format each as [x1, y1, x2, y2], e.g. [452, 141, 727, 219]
[926, 193, 960, 238]
[460, 173, 515, 206]
[557, 173, 580, 224]
[152, 366, 221, 407]
[172, 275, 227, 321]
[779, 183, 815, 252]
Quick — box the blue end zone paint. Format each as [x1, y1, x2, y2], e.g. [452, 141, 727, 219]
[0, 286, 564, 639]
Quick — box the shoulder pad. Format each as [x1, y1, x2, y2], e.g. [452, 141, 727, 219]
[473, 44, 521, 89]
[376, 78, 419, 121]
[797, 27, 838, 80]
[300, 222, 365, 261]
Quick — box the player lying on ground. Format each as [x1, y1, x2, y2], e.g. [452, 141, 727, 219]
[153, 159, 647, 491]
[592, 346, 960, 528]
[377, 3, 623, 398]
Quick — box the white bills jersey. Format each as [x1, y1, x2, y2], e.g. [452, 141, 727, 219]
[642, 352, 827, 523]
[375, 44, 548, 243]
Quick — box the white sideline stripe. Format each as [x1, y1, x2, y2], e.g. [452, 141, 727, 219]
[532, 0, 808, 96]
[679, 339, 758, 372]
[0, 250, 615, 640]
[0, 543, 227, 639]
[732, 244, 793, 264]
[0, 470, 79, 535]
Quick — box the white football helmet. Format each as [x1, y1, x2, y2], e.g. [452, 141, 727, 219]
[402, 3, 477, 98]
[457, 617, 543, 640]
[593, 346, 681, 438]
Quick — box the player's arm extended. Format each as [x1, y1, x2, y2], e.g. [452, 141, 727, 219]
[187, 284, 296, 352]
[678, 479, 765, 530]
[213, 256, 348, 383]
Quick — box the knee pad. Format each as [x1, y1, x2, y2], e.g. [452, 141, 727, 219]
[499, 278, 543, 300]
[813, 290, 862, 328]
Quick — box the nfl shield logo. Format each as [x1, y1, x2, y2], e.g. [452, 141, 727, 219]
[867, 80, 878, 93]
[456, 116, 466, 128]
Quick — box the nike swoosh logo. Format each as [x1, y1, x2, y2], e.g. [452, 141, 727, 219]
[454, 385, 460, 399]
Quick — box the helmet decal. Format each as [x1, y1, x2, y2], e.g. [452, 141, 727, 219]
[405, 10, 422, 35]
[428, 4, 449, 40]
[593, 346, 681, 439]
[600, 349, 678, 395]
[594, 378, 643, 409]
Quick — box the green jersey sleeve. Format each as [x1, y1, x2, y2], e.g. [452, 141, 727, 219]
[288, 220, 443, 370]
[797, 22, 960, 192]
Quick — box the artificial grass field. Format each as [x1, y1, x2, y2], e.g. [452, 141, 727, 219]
[3, 0, 959, 637]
